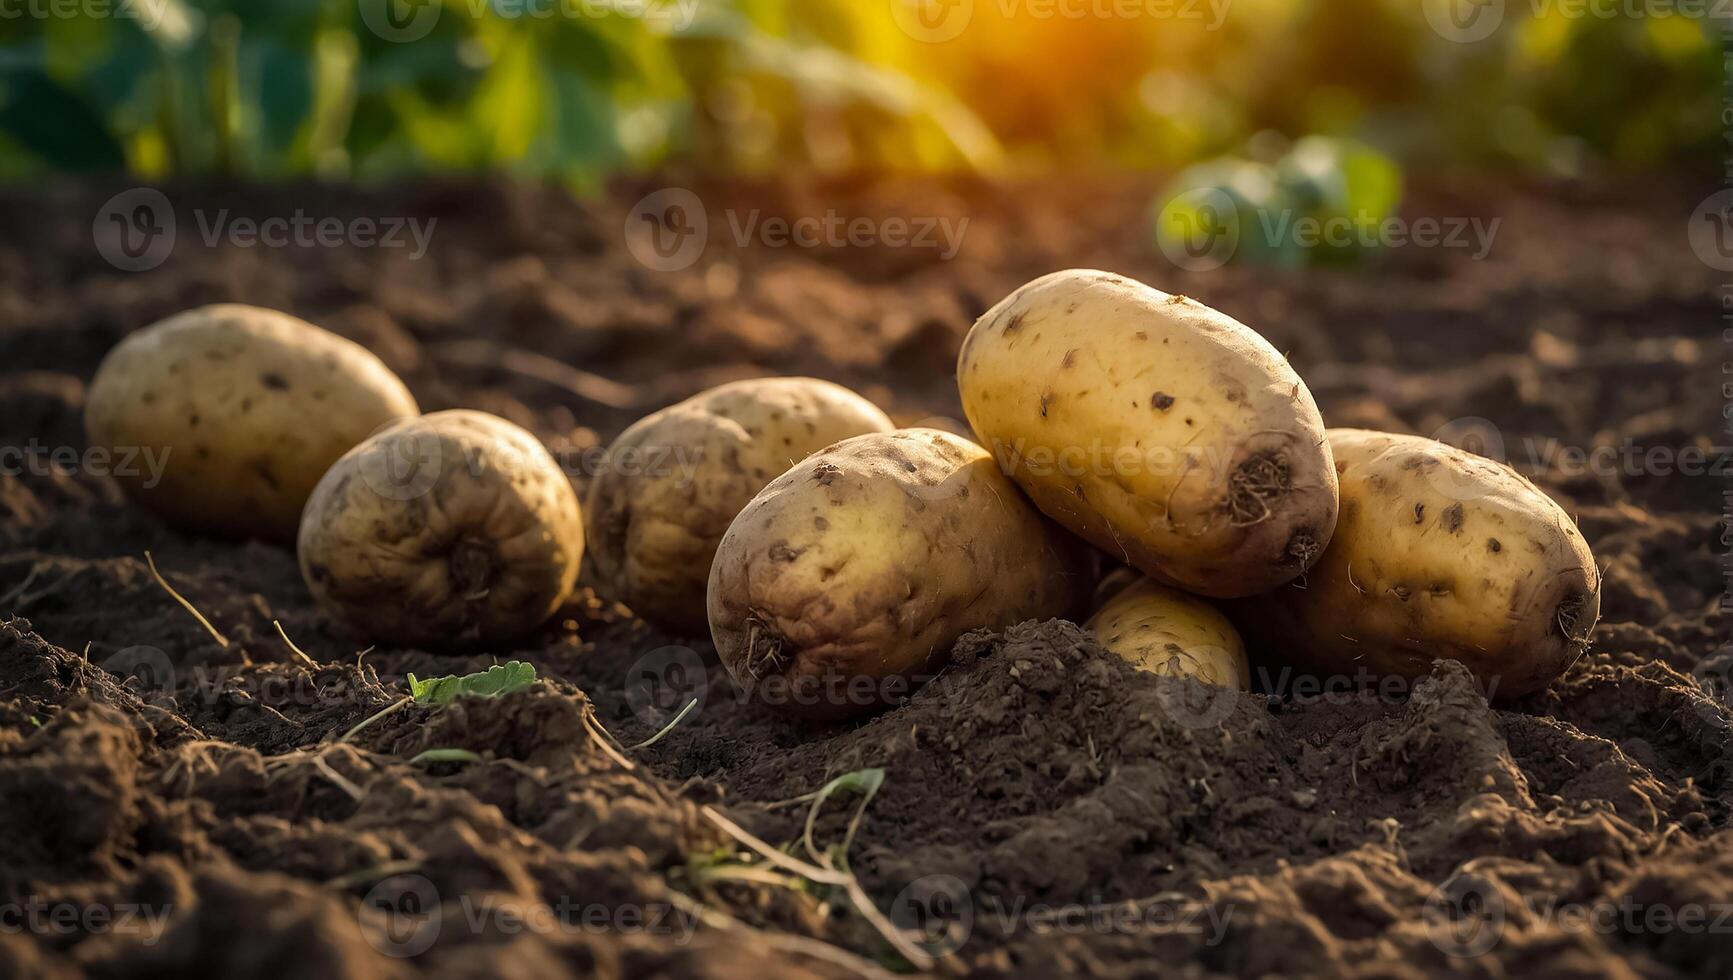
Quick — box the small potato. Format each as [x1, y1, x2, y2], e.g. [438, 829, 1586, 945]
[1232, 429, 1600, 699]
[1087, 578, 1250, 689]
[708, 428, 1095, 719]
[585, 377, 892, 634]
[298, 410, 583, 647]
[85, 304, 418, 540]
[957, 269, 1338, 598]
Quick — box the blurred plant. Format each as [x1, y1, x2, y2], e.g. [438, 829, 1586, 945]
[1154, 136, 1403, 267]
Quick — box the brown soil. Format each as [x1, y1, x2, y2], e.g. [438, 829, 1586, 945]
[1, 173, 1728, 979]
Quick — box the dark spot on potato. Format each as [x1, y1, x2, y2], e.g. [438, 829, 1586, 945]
[768, 543, 802, 562]
[260, 372, 289, 390]
[240, 398, 253, 413]
[1487, 538, 1502, 553]
[1184, 417, 1194, 426]
[814, 516, 830, 531]
[1441, 502, 1464, 533]
[1133, 331, 1148, 341]
[1002, 311, 1027, 334]
[811, 462, 841, 486]
[188, 413, 200, 427]
[1152, 392, 1174, 411]
[1039, 390, 1052, 418]
[1413, 502, 1425, 523]
[1062, 348, 1078, 369]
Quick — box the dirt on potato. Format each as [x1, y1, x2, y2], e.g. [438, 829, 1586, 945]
[0, 174, 1728, 979]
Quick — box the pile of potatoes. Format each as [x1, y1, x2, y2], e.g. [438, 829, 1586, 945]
[89, 271, 1600, 719]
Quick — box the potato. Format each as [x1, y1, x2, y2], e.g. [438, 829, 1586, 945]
[1087, 578, 1250, 689]
[85, 304, 418, 540]
[707, 428, 1095, 718]
[298, 410, 583, 647]
[585, 377, 892, 634]
[957, 269, 1337, 598]
[1232, 428, 1600, 699]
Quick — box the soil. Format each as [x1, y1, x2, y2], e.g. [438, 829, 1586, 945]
[0, 173, 1729, 979]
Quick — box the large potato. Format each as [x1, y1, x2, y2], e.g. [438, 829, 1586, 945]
[1087, 578, 1250, 689]
[707, 428, 1095, 719]
[957, 269, 1337, 598]
[585, 377, 892, 634]
[298, 410, 583, 647]
[1233, 429, 1600, 699]
[85, 304, 418, 540]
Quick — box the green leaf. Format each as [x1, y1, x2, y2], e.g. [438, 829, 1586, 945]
[408, 748, 484, 765]
[407, 661, 537, 705]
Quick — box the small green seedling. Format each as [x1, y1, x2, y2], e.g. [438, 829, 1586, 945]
[339, 661, 539, 745]
[408, 661, 537, 704]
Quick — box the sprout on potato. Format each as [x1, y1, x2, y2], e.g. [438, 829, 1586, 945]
[84, 304, 419, 540]
[957, 270, 1338, 598]
[584, 377, 893, 634]
[1232, 428, 1600, 699]
[297, 410, 583, 647]
[707, 428, 1096, 719]
[1087, 577, 1250, 690]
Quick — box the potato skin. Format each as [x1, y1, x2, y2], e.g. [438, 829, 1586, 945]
[1232, 429, 1600, 699]
[957, 269, 1337, 598]
[707, 428, 1096, 719]
[1087, 578, 1250, 689]
[298, 410, 583, 647]
[85, 304, 418, 540]
[585, 378, 892, 634]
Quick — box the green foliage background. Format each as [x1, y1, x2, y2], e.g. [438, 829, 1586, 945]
[0, 0, 1717, 183]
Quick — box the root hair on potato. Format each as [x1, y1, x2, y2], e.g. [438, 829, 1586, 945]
[1228, 450, 1291, 527]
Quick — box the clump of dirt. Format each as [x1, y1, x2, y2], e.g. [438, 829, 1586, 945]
[2, 174, 1729, 978]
